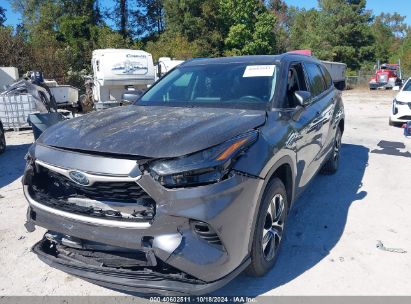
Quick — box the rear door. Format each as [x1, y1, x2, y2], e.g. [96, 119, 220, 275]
[317, 64, 338, 160]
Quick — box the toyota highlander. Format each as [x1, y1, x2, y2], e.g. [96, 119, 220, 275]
[23, 54, 345, 295]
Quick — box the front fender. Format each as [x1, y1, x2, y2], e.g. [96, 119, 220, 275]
[233, 112, 298, 253]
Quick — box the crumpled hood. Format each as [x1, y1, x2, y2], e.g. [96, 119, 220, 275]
[37, 105, 266, 158]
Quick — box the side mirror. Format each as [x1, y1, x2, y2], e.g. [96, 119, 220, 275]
[294, 90, 311, 106]
[292, 91, 311, 121]
[121, 91, 142, 104]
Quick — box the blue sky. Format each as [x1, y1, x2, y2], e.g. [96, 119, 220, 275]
[3, 0, 411, 27]
[285, 0, 411, 25]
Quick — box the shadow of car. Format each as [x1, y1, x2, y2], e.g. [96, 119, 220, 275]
[0, 142, 32, 189]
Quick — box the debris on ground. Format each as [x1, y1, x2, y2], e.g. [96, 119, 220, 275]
[376, 240, 407, 254]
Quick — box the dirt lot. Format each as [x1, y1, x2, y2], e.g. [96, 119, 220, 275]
[0, 89, 410, 297]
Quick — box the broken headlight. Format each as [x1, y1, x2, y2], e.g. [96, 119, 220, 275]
[149, 131, 258, 188]
[22, 144, 36, 186]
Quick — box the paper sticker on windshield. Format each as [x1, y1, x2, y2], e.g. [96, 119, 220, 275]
[243, 65, 275, 77]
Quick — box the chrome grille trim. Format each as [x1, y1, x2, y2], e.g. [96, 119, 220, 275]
[35, 160, 141, 186]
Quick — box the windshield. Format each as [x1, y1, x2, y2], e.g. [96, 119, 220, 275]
[403, 79, 411, 91]
[138, 62, 278, 110]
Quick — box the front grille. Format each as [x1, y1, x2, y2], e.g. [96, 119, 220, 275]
[378, 75, 388, 83]
[46, 169, 148, 201]
[30, 163, 155, 222]
[191, 221, 222, 246]
[399, 115, 411, 120]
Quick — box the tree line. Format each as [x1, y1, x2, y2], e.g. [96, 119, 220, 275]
[0, 0, 410, 89]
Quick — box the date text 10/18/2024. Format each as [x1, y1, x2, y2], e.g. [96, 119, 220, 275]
[150, 297, 258, 303]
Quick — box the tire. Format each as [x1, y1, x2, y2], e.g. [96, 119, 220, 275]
[246, 178, 289, 277]
[320, 127, 342, 175]
[335, 81, 346, 91]
[0, 125, 6, 154]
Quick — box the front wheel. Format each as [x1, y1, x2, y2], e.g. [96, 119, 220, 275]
[320, 127, 342, 175]
[246, 178, 288, 277]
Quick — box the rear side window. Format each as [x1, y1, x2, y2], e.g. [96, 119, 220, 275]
[304, 63, 326, 97]
[320, 65, 333, 88]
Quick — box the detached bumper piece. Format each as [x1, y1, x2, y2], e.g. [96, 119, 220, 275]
[33, 235, 247, 295]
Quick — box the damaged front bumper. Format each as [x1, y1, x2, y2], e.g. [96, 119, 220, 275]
[32, 236, 249, 295]
[23, 144, 264, 295]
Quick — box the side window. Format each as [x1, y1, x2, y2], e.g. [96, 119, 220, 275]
[174, 72, 193, 87]
[286, 63, 309, 108]
[304, 63, 326, 97]
[151, 71, 195, 102]
[320, 65, 333, 89]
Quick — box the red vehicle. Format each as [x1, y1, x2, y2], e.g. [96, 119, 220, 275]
[369, 63, 402, 90]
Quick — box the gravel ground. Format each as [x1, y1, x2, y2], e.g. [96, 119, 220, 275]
[0, 89, 410, 297]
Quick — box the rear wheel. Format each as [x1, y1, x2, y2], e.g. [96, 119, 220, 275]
[320, 127, 342, 175]
[0, 126, 6, 154]
[247, 178, 288, 277]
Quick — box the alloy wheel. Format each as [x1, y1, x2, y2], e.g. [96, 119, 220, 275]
[262, 193, 286, 261]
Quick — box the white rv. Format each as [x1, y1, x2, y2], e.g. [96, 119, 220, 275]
[91, 49, 156, 107]
[156, 57, 184, 80]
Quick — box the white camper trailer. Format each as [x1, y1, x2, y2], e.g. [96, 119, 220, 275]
[91, 49, 156, 107]
[156, 57, 184, 80]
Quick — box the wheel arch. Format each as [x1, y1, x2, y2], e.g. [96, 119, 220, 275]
[260, 155, 295, 207]
[247, 155, 296, 253]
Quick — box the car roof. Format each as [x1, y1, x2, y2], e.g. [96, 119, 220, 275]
[180, 53, 320, 67]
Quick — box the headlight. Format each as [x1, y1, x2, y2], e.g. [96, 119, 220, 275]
[395, 99, 408, 105]
[149, 131, 258, 188]
[392, 100, 398, 115]
[22, 144, 36, 186]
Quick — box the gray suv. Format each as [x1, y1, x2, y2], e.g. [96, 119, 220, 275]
[23, 54, 344, 295]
